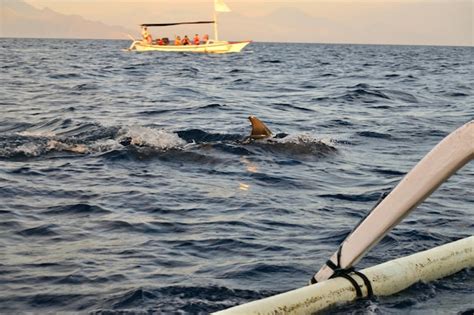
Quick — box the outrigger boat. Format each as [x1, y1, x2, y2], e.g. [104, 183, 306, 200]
[127, 0, 251, 53]
[215, 120, 474, 314]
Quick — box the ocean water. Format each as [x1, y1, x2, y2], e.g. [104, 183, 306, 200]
[0, 38, 473, 314]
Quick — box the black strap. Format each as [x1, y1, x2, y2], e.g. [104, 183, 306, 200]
[326, 259, 338, 271]
[333, 268, 363, 298]
[310, 190, 390, 295]
[323, 256, 374, 299]
[352, 270, 373, 298]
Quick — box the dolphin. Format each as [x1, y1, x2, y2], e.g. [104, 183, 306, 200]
[118, 115, 282, 147]
[248, 116, 273, 139]
[247, 116, 288, 141]
[20, 116, 335, 158]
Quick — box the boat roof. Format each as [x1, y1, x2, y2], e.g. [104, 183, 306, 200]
[141, 21, 215, 27]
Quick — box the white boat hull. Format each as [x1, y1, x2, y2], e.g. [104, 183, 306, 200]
[129, 40, 251, 54]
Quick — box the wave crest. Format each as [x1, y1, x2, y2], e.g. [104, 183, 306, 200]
[120, 126, 186, 150]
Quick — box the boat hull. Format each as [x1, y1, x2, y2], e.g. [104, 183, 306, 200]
[130, 40, 251, 53]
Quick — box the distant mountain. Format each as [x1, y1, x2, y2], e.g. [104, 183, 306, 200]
[0, 0, 134, 39]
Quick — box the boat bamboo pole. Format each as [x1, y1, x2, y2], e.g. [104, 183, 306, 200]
[214, 236, 474, 315]
[314, 120, 474, 283]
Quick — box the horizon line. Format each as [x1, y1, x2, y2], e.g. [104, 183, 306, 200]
[1, 36, 472, 48]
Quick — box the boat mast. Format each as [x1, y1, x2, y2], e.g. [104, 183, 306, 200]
[213, 0, 229, 41]
[213, 1, 219, 41]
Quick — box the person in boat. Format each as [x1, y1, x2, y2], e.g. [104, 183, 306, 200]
[141, 26, 153, 44]
[181, 35, 191, 45]
[156, 38, 164, 46]
[202, 34, 209, 44]
[193, 34, 200, 45]
[175, 36, 181, 45]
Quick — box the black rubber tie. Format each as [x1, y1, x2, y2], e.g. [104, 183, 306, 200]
[352, 270, 374, 298]
[334, 271, 363, 298]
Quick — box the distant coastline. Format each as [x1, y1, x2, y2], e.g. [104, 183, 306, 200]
[2, 0, 472, 46]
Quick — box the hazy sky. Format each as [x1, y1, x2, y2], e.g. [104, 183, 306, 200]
[21, 0, 474, 45]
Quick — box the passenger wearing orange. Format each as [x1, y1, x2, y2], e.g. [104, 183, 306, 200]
[193, 34, 200, 45]
[175, 36, 181, 45]
[141, 26, 152, 44]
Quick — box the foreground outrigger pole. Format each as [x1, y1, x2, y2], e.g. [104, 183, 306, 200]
[312, 120, 473, 283]
[215, 120, 473, 314]
[215, 237, 473, 314]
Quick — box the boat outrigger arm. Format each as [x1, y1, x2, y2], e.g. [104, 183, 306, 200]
[311, 120, 473, 284]
[214, 120, 473, 314]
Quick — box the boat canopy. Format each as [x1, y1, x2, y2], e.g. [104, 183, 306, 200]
[141, 21, 215, 27]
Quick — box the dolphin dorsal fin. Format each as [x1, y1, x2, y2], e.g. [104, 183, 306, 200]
[248, 116, 272, 139]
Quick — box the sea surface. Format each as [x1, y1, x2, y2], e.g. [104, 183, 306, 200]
[0, 38, 473, 314]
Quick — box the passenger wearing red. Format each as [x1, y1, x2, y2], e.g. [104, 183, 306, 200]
[193, 34, 200, 45]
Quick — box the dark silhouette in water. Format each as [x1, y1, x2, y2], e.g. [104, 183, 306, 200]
[121, 115, 289, 147]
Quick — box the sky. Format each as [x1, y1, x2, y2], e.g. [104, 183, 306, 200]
[14, 0, 474, 45]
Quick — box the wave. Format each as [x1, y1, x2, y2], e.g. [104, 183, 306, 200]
[356, 131, 393, 139]
[319, 191, 383, 203]
[48, 73, 81, 79]
[199, 103, 224, 110]
[248, 134, 337, 157]
[344, 83, 391, 102]
[72, 83, 98, 91]
[16, 224, 60, 237]
[272, 102, 314, 112]
[0, 121, 186, 159]
[325, 83, 419, 105]
[0, 118, 337, 166]
[260, 60, 282, 64]
[99, 286, 274, 312]
[43, 203, 111, 216]
[119, 126, 186, 150]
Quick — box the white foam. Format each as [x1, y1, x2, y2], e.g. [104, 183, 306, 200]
[46, 140, 89, 154]
[18, 130, 56, 138]
[121, 126, 186, 150]
[15, 143, 43, 157]
[271, 133, 337, 148]
[90, 139, 122, 152]
[275, 133, 318, 144]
